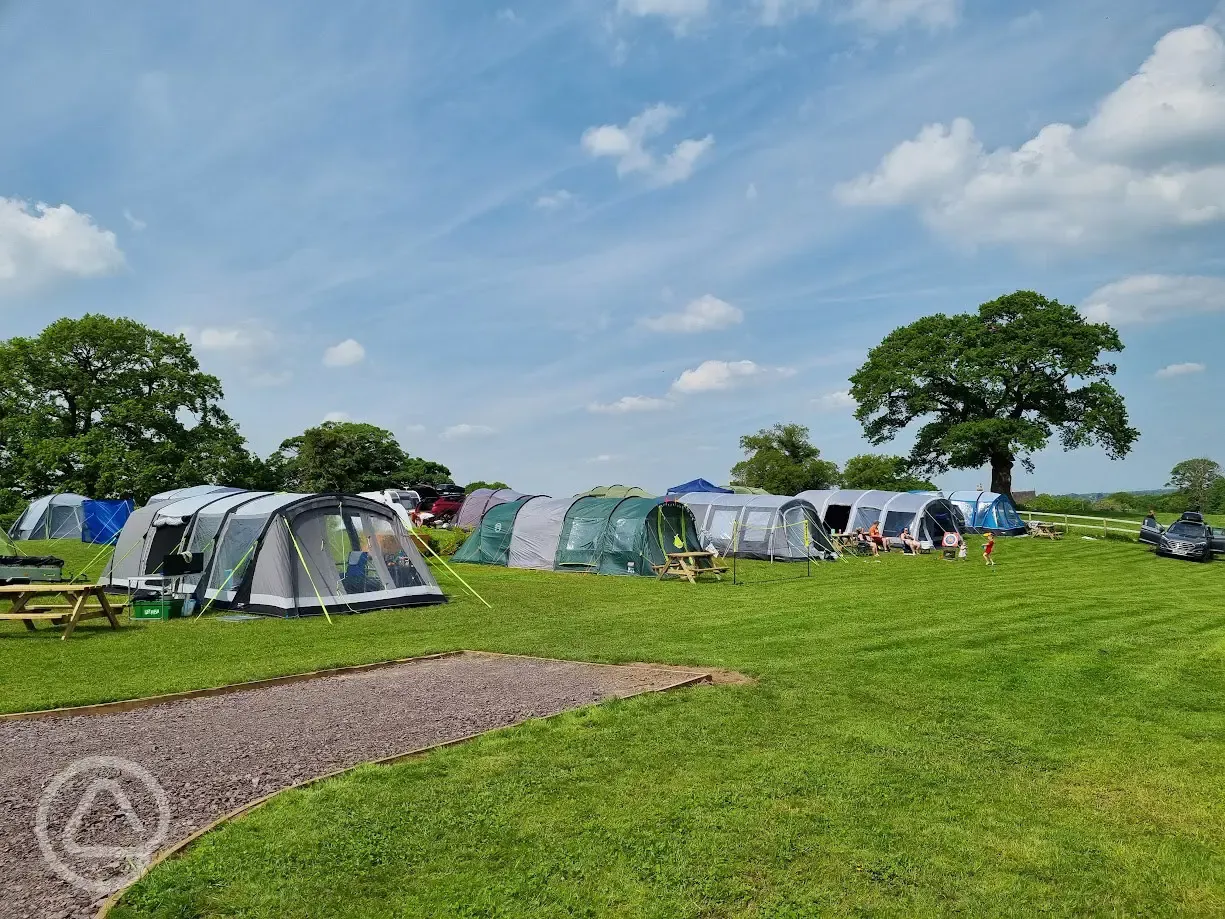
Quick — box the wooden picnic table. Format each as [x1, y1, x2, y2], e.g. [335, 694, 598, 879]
[1028, 521, 1063, 540]
[0, 583, 124, 639]
[652, 551, 728, 584]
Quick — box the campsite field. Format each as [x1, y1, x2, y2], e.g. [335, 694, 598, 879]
[4, 537, 1225, 917]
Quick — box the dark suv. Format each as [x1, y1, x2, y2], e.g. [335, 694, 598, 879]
[1140, 512, 1225, 562]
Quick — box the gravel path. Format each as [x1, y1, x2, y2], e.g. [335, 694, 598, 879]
[0, 652, 703, 919]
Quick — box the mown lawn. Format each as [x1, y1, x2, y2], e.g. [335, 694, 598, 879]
[5, 537, 1225, 917]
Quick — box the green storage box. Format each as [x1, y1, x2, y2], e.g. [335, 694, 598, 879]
[131, 599, 183, 621]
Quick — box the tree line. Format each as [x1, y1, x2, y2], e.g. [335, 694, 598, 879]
[0, 315, 455, 523]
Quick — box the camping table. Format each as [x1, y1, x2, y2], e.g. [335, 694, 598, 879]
[0, 583, 123, 639]
[1028, 521, 1062, 540]
[653, 551, 727, 584]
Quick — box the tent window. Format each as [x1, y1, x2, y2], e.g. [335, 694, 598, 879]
[47, 504, 81, 539]
[706, 508, 738, 543]
[565, 517, 604, 553]
[742, 509, 774, 547]
[208, 517, 266, 590]
[368, 516, 425, 588]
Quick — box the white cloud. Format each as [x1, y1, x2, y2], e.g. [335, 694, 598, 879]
[1156, 361, 1206, 378]
[180, 323, 275, 353]
[640, 294, 743, 333]
[535, 189, 574, 210]
[442, 423, 496, 440]
[1081, 275, 1225, 324]
[581, 104, 713, 186]
[671, 359, 765, 393]
[404, 423, 427, 435]
[587, 453, 618, 463]
[588, 395, 673, 413]
[836, 25, 1225, 249]
[323, 411, 351, 423]
[0, 197, 124, 294]
[617, 0, 709, 28]
[814, 389, 856, 411]
[122, 209, 146, 231]
[840, 0, 960, 32]
[323, 338, 366, 367]
[496, 8, 519, 23]
[745, 182, 759, 201]
[250, 370, 292, 387]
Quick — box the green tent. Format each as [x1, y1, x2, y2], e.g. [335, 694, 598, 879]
[727, 485, 770, 495]
[453, 495, 703, 576]
[578, 485, 654, 499]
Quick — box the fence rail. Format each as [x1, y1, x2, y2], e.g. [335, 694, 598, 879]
[1017, 510, 1143, 538]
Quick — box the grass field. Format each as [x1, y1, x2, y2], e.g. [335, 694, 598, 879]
[4, 537, 1225, 916]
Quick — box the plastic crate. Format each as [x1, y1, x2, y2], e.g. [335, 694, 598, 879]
[131, 599, 183, 621]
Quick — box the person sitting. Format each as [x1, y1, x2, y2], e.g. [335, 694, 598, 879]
[854, 527, 878, 557]
[868, 521, 888, 553]
[898, 527, 921, 554]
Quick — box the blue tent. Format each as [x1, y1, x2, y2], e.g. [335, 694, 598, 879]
[82, 499, 135, 544]
[946, 491, 1026, 535]
[666, 478, 734, 496]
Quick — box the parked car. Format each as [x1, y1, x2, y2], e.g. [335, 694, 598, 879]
[1140, 511, 1225, 561]
[415, 494, 464, 527]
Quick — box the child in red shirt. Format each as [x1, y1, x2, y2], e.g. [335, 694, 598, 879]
[983, 532, 996, 567]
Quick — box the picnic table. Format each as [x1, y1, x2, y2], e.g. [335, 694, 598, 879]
[653, 551, 727, 584]
[0, 583, 124, 639]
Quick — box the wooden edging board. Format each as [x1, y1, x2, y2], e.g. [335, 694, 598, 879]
[95, 659, 713, 917]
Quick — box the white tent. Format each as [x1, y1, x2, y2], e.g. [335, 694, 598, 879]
[675, 492, 837, 560]
[797, 489, 964, 544]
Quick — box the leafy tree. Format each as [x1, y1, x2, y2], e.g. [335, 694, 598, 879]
[400, 457, 454, 487]
[465, 480, 509, 493]
[840, 454, 936, 491]
[1167, 458, 1221, 510]
[0, 314, 262, 503]
[849, 291, 1138, 498]
[271, 421, 454, 492]
[730, 423, 840, 495]
[273, 422, 407, 493]
[1206, 477, 1225, 515]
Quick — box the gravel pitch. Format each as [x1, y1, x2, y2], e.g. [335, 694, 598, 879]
[0, 652, 702, 919]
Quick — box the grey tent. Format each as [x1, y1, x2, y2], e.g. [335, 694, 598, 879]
[9, 494, 88, 540]
[455, 488, 528, 529]
[102, 489, 271, 592]
[195, 493, 444, 616]
[798, 489, 964, 544]
[675, 492, 837, 560]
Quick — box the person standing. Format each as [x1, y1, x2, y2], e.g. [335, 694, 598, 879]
[983, 532, 996, 567]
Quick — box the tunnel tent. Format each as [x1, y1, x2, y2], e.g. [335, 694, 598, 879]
[578, 485, 654, 499]
[149, 484, 242, 503]
[946, 490, 1026, 535]
[453, 496, 535, 565]
[455, 488, 530, 530]
[101, 489, 261, 590]
[666, 478, 733, 496]
[676, 492, 837, 561]
[810, 490, 872, 534]
[727, 486, 770, 495]
[456, 495, 704, 576]
[877, 492, 964, 543]
[196, 492, 444, 617]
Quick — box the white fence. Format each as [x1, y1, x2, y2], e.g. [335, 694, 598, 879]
[1017, 510, 1143, 539]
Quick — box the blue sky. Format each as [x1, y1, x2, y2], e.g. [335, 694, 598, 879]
[2, 0, 1224, 496]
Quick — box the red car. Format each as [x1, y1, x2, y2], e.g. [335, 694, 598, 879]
[415, 494, 464, 527]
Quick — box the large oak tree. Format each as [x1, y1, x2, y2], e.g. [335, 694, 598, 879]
[849, 291, 1138, 497]
[730, 423, 840, 495]
[270, 421, 453, 493]
[0, 315, 266, 504]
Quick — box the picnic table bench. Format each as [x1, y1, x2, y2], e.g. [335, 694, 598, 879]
[0, 583, 125, 639]
[1027, 521, 1063, 540]
[652, 551, 727, 584]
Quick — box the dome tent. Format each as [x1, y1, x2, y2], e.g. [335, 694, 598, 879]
[454, 495, 703, 576]
[945, 491, 1026, 535]
[675, 492, 837, 560]
[9, 493, 135, 544]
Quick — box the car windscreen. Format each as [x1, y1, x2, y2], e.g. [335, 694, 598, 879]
[1167, 521, 1207, 539]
